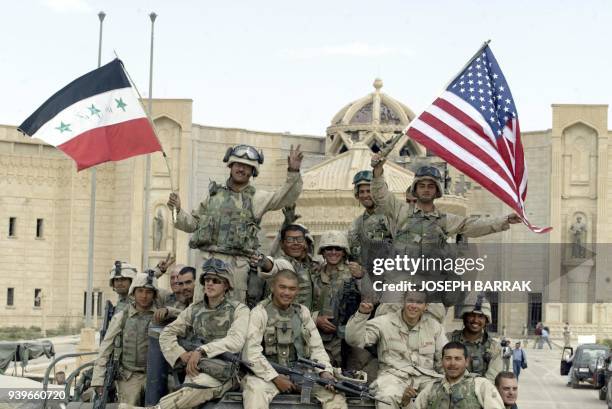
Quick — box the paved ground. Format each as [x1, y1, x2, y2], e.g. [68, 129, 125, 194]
[518, 345, 606, 409]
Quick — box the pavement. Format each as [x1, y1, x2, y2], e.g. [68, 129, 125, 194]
[518, 344, 606, 409]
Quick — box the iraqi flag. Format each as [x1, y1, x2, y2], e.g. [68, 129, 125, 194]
[18, 59, 162, 171]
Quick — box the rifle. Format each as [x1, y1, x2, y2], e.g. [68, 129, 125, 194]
[99, 300, 115, 343]
[269, 357, 390, 405]
[92, 340, 120, 409]
[371, 131, 404, 166]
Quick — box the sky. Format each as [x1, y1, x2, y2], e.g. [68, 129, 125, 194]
[2, 0, 611, 136]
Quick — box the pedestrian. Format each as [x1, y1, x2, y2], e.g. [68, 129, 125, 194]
[541, 326, 553, 349]
[563, 322, 571, 347]
[511, 342, 527, 380]
[495, 371, 519, 409]
[533, 323, 542, 349]
[501, 338, 512, 372]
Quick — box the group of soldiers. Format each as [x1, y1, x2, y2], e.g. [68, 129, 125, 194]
[92, 143, 523, 409]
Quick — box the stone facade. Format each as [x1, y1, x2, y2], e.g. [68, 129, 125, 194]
[0, 84, 611, 339]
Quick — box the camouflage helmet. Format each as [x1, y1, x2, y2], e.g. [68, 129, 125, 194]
[317, 230, 350, 255]
[128, 272, 158, 296]
[409, 166, 443, 199]
[200, 258, 234, 290]
[223, 144, 264, 177]
[459, 293, 492, 322]
[353, 170, 373, 195]
[108, 261, 138, 287]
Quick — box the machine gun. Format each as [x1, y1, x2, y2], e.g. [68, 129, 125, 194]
[99, 300, 115, 343]
[269, 357, 390, 405]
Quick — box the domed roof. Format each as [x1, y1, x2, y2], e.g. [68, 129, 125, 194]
[326, 79, 422, 157]
[302, 142, 413, 193]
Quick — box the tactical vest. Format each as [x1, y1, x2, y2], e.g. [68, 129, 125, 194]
[121, 310, 154, 373]
[349, 212, 392, 263]
[115, 296, 130, 312]
[282, 255, 317, 310]
[261, 299, 311, 366]
[426, 376, 481, 409]
[189, 182, 261, 255]
[190, 297, 238, 342]
[449, 330, 493, 376]
[312, 264, 355, 342]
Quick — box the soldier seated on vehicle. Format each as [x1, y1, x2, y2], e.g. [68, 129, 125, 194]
[312, 230, 376, 380]
[448, 294, 502, 383]
[495, 372, 519, 409]
[242, 269, 348, 409]
[345, 290, 447, 409]
[91, 273, 158, 406]
[410, 341, 505, 409]
[123, 258, 250, 409]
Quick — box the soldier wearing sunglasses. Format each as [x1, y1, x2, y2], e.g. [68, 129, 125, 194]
[155, 258, 250, 409]
[167, 144, 304, 304]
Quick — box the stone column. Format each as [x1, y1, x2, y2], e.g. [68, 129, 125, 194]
[564, 259, 594, 324]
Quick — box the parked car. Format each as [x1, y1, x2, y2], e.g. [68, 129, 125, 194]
[593, 352, 610, 400]
[562, 344, 610, 388]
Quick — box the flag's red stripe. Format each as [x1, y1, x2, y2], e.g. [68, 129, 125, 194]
[419, 111, 517, 192]
[434, 98, 498, 150]
[408, 127, 521, 212]
[58, 118, 161, 171]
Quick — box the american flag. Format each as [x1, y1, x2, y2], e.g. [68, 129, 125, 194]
[406, 44, 551, 233]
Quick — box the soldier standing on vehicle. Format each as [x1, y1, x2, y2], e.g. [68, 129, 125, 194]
[345, 291, 447, 409]
[167, 144, 304, 303]
[257, 223, 320, 311]
[369, 155, 521, 321]
[140, 259, 250, 409]
[409, 341, 505, 409]
[242, 269, 348, 409]
[347, 170, 393, 268]
[448, 294, 503, 383]
[311, 230, 374, 379]
[91, 273, 158, 405]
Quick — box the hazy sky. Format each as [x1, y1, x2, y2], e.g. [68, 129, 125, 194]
[2, 0, 611, 136]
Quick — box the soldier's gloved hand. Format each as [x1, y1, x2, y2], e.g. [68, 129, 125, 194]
[370, 153, 386, 168]
[153, 308, 168, 324]
[358, 302, 374, 315]
[316, 315, 337, 334]
[348, 262, 365, 279]
[273, 375, 296, 393]
[320, 371, 337, 392]
[186, 350, 201, 378]
[506, 213, 521, 224]
[401, 385, 418, 406]
[167, 193, 181, 212]
[287, 144, 304, 171]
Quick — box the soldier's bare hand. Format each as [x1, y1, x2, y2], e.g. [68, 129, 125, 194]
[506, 213, 521, 224]
[287, 144, 304, 171]
[316, 315, 337, 333]
[167, 193, 181, 212]
[157, 253, 176, 273]
[273, 375, 296, 393]
[95, 386, 103, 396]
[320, 371, 336, 391]
[358, 302, 374, 314]
[153, 308, 168, 324]
[186, 350, 201, 378]
[348, 262, 365, 279]
[179, 351, 192, 364]
[401, 385, 418, 406]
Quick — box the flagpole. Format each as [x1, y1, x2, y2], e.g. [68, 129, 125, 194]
[85, 10, 106, 329]
[142, 12, 157, 271]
